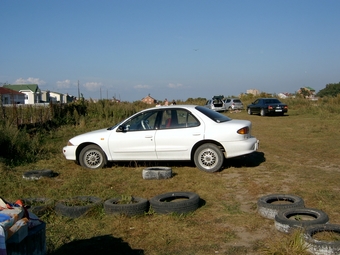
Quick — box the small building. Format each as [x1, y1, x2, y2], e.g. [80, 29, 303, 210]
[3, 84, 41, 104]
[0, 87, 25, 105]
[49, 91, 64, 103]
[246, 89, 260, 96]
[141, 94, 157, 104]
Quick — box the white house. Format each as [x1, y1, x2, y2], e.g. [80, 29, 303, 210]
[49, 91, 64, 103]
[3, 84, 41, 104]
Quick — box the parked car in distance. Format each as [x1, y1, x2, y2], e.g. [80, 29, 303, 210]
[224, 98, 244, 111]
[204, 95, 226, 112]
[63, 105, 259, 173]
[247, 98, 288, 116]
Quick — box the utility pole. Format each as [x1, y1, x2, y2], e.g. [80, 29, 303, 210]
[77, 80, 80, 100]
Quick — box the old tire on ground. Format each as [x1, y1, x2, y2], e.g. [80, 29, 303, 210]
[22, 169, 56, 180]
[79, 144, 107, 169]
[150, 191, 200, 214]
[194, 143, 224, 173]
[55, 196, 102, 218]
[303, 224, 340, 255]
[142, 167, 172, 180]
[247, 108, 252, 115]
[104, 197, 149, 217]
[257, 194, 305, 219]
[22, 197, 54, 217]
[274, 208, 329, 233]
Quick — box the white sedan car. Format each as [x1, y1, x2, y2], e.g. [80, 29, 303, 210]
[63, 105, 259, 173]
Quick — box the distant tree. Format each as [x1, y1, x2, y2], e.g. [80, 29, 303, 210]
[317, 82, 340, 97]
[299, 88, 313, 98]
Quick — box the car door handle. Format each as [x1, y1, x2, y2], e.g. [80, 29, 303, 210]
[192, 133, 201, 136]
[145, 136, 153, 138]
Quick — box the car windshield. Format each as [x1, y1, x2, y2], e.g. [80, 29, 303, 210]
[196, 106, 231, 123]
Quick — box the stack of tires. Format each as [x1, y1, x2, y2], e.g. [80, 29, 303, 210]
[257, 194, 340, 255]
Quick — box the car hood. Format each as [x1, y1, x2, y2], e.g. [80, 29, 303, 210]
[68, 128, 112, 145]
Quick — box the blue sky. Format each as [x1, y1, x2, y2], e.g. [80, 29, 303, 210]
[1, 0, 339, 102]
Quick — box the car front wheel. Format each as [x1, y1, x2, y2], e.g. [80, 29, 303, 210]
[194, 143, 224, 173]
[247, 108, 252, 115]
[79, 145, 107, 169]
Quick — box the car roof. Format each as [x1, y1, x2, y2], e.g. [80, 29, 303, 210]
[143, 105, 198, 111]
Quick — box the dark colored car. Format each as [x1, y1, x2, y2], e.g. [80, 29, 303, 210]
[247, 98, 288, 116]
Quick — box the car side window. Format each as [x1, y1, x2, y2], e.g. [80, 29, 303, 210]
[159, 109, 199, 129]
[123, 111, 158, 131]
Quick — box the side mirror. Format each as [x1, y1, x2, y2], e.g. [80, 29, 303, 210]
[117, 125, 126, 132]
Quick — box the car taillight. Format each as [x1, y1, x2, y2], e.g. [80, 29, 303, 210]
[268, 106, 273, 110]
[284, 106, 288, 109]
[237, 127, 249, 135]
[67, 141, 73, 146]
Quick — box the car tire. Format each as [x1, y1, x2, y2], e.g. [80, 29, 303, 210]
[274, 208, 329, 233]
[150, 191, 200, 214]
[303, 224, 340, 255]
[257, 194, 305, 219]
[22, 197, 54, 217]
[194, 143, 224, 173]
[142, 167, 172, 180]
[260, 108, 266, 116]
[55, 196, 102, 218]
[104, 197, 149, 217]
[79, 144, 107, 169]
[247, 108, 252, 115]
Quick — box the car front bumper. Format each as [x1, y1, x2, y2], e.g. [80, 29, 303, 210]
[63, 145, 77, 160]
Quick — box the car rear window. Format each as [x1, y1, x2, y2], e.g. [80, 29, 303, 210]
[234, 99, 241, 103]
[195, 106, 231, 123]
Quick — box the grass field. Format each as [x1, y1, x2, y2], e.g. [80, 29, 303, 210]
[1, 100, 340, 255]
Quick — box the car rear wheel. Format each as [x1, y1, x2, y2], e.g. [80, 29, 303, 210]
[79, 145, 107, 169]
[194, 143, 224, 173]
[247, 108, 252, 115]
[260, 108, 266, 116]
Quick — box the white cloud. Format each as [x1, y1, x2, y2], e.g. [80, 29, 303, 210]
[15, 77, 46, 86]
[56, 79, 72, 89]
[134, 84, 151, 89]
[168, 83, 183, 89]
[83, 82, 102, 91]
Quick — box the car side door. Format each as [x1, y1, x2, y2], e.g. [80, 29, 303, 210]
[154, 109, 204, 160]
[251, 99, 261, 114]
[108, 110, 158, 160]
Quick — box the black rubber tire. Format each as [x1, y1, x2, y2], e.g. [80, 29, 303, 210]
[303, 224, 340, 255]
[22, 169, 56, 180]
[79, 145, 107, 169]
[150, 191, 200, 214]
[104, 197, 149, 217]
[142, 167, 172, 180]
[260, 108, 266, 116]
[247, 108, 252, 115]
[55, 196, 102, 218]
[257, 194, 305, 219]
[22, 197, 54, 217]
[194, 143, 224, 173]
[274, 208, 329, 233]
